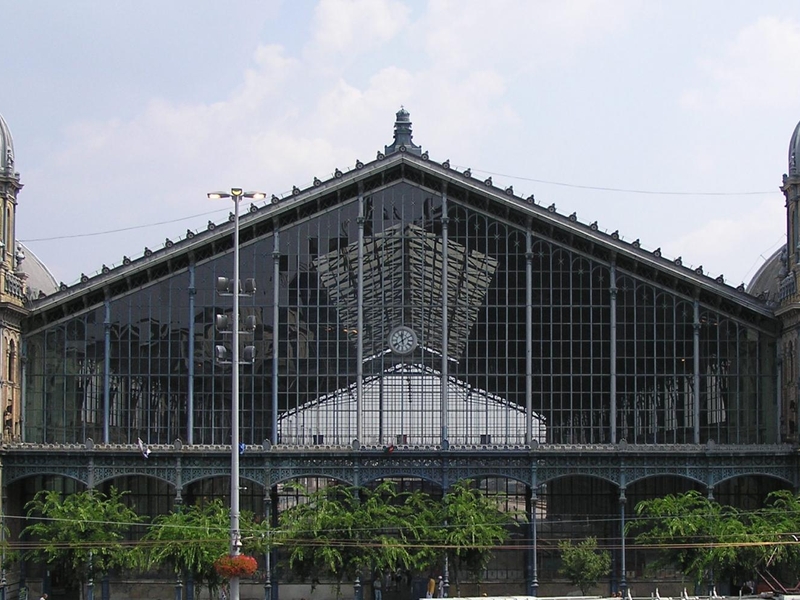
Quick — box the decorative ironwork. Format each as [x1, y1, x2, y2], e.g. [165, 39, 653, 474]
[2, 444, 795, 491]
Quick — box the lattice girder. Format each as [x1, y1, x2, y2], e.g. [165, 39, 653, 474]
[1, 444, 795, 493]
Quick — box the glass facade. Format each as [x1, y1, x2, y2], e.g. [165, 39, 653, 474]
[12, 148, 790, 594]
[23, 179, 777, 448]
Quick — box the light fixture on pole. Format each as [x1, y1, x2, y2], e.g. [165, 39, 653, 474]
[208, 187, 265, 600]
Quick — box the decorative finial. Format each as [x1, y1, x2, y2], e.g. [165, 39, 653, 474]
[384, 107, 422, 157]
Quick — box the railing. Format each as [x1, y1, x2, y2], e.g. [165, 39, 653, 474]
[780, 272, 797, 301]
[4, 271, 24, 300]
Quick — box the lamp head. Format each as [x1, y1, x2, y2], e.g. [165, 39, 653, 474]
[207, 191, 229, 199]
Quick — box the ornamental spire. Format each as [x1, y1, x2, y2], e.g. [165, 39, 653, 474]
[384, 106, 422, 156]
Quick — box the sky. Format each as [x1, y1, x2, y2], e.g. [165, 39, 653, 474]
[1, 0, 799, 288]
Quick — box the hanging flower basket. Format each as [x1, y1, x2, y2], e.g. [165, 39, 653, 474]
[214, 554, 259, 579]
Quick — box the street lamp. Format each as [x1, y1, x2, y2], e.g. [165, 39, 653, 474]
[207, 187, 265, 600]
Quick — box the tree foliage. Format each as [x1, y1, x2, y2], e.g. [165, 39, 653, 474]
[628, 489, 800, 589]
[426, 480, 522, 595]
[18, 478, 528, 595]
[629, 491, 747, 586]
[748, 489, 800, 578]
[558, 537, 612, 594]
[138, 498, 269, 598]
[277, 479, 521, 594]
[277, 481, 423, 588]
[23, 487, 141, 593]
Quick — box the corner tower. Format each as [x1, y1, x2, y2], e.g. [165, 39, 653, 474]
[0, 113, 28, 441]
[782, 121, 800, 284]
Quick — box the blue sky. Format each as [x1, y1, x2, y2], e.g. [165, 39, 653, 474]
[2, 0, 798, 287]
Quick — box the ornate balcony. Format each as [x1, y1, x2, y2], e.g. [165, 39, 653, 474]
[4, 271, 24, 300]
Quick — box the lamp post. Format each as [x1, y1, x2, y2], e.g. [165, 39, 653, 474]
[208, 188, 265, 600]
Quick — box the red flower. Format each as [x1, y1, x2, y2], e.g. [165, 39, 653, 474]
[214, 554, 259, 579]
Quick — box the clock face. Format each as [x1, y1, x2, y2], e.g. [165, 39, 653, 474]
[389, 326, 417, 354]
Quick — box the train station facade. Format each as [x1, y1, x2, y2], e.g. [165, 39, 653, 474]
[1, 109, 799, 597]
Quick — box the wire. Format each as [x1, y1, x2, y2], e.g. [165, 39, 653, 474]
[17, 165, 779, 246]
[456, 165, 777, 196]
[18, 207, 230, 243]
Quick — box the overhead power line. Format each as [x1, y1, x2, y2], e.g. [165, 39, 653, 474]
[18, 169, 777, 246]
[19, 208, 228, 243]
[458, 166, 776, 196]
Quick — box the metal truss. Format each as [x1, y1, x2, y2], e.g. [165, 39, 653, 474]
[2, 442, 796, 493]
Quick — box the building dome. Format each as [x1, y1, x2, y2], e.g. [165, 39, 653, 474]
[790, 120, 800, 177]
[747, 245, 784, 304]
[18, 243, 58, 299]
[0, 113, 17, 178]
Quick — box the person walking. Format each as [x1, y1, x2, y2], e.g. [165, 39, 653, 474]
[373, 574, 382, 600]
[426, 576, 436, 598]
[437, 575, 445, 598]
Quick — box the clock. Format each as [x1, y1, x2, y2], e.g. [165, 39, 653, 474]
[388, 326, 418, 354]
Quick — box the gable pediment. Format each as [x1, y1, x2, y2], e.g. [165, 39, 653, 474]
[27, 141, 776, 333]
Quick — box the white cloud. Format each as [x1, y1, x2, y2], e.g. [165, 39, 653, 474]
[418, 0, 637, 73]
[306, 0, 411, 59]
[18, 0, 785, 289]
[665, 197, 785, 284]
[681, 16, 800, 113]
[238, 44, 301, 107]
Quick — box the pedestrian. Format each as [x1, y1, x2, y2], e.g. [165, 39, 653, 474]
[373, 574, 382, 600]
[426, 575, 436, 598]
[40, 594, 48, 600]
[437, 575, 444, 598]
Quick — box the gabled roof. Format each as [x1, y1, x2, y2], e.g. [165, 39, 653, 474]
[26, 111, 778, 334]
[278, 362, 545, 447]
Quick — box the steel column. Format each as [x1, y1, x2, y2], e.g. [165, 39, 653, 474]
[693, 299, 701, 444]
[357, 182, 365, 444]
[526, 230, 533, 444]
[441, 184, 449, 444]
[610, 263, 618, 443]
[187, 262, 196, 445]
[272, 231, 280, 445]
[103, 298, 111, 444]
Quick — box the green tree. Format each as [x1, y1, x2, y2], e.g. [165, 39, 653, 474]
[277, 481, 423, 594]
[138, 498, 269, 598]
[748, 490, 800, 578]
[23, 487, 142, 596]
[629, 490, 748, 588]
[277, 479, 520, 597]
[430, 480, 523, 596]
[558, 537, 612, 594]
